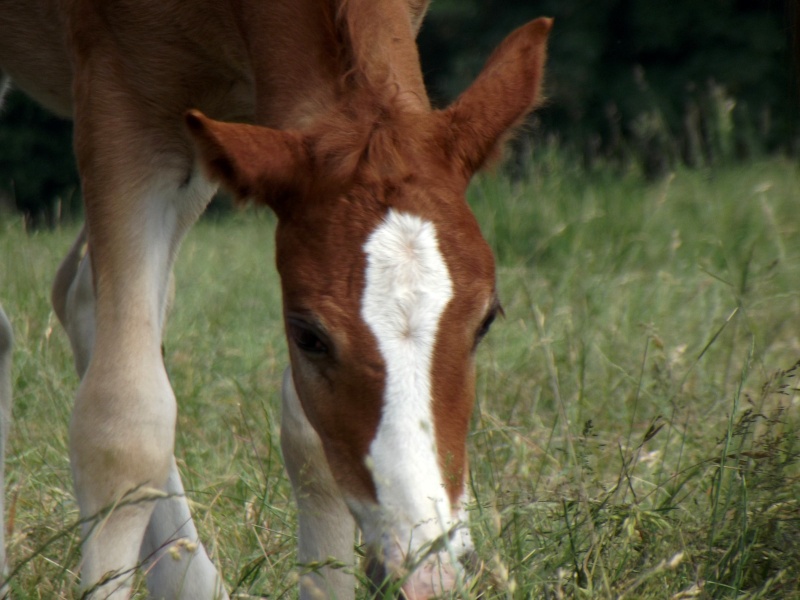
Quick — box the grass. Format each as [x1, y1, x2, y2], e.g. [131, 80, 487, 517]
[0, 157, 799, 598]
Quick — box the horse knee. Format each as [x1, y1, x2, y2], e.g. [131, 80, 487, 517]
[70, 358, 177, 597]
[70, 360, 176, 516]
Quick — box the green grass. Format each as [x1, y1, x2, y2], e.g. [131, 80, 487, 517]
[1, 157, 799, 598]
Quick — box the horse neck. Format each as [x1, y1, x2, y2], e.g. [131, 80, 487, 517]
[236, 0, 430, 128]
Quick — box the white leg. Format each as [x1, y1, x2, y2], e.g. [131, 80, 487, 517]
[63, 117, 221, 595]
[70, 238, 180, 600]
[0, 306, 12, 590]
[51, 196, 226, 598]
[280, 368, 356, 600]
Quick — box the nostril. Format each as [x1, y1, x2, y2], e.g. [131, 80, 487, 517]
[365, 551, 461, 599]
[400, 558, 458, 600]
[459, 547, 481, 575]
[364, 554, 392, 597]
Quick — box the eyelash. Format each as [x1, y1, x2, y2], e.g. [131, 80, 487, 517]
[474, 302, 503, 348]
[476, 310, 497, 341]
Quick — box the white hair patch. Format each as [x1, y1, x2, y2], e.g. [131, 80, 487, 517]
[361, 208, 457, 562]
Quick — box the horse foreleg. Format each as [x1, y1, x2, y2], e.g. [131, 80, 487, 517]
[281, 368, 356, 600]
[0, 306, 12, 592]
[52, 225, 226, 599]
[69, 187, 183, 599]
[67, 61, 230, 592]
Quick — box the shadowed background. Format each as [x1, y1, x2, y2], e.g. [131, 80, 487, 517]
[0, 0, 797, 227]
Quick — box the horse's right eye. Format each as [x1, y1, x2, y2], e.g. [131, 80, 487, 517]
[287, 319, 329, 356]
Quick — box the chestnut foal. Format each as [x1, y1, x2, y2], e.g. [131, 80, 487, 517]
[0, 1, 550, 598]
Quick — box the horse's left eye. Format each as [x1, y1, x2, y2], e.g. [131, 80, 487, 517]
[475, 305, 501, 346]
[476, 311, 496, 340]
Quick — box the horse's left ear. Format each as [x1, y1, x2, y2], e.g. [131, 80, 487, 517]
[441, 18, 552, 175]
[185, 110, 309, 215]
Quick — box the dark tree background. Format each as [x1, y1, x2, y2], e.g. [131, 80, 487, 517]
[0, 92, 78, 228]
[0, 0, 797, 225]
[420, 0, 797, 174]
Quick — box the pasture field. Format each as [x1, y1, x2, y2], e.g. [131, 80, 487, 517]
[1, 157, 799, 598]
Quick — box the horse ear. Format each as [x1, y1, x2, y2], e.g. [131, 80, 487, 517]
[185, 110, 309, 214]
[442, 18, 552, 175]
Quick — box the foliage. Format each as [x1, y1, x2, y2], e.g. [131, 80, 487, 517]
[421, 0, 796, 160]
[0, 91, 78, 228]
[1, 158, 798, 597]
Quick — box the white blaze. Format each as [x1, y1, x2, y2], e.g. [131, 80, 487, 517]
[361, 209, 459, 565]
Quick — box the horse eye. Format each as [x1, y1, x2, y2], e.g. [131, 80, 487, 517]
[475, 308, 499, 345]
[287, 319, 329, 356]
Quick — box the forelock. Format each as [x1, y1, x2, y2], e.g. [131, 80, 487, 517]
[305, 92, 436, 192]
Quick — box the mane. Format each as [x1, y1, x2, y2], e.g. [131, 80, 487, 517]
[330, 0, 429, 107]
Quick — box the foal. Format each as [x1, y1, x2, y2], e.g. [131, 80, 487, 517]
[0, 1, 551, 597]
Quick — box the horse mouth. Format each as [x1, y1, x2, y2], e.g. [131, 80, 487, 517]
[356, 506, 475, 599]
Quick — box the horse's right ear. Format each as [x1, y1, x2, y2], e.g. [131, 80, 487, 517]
[185, 110, 309, 214]
[441, 18, 551, 176]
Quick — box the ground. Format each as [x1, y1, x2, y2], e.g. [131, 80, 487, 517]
[1, 157, 798, 598]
